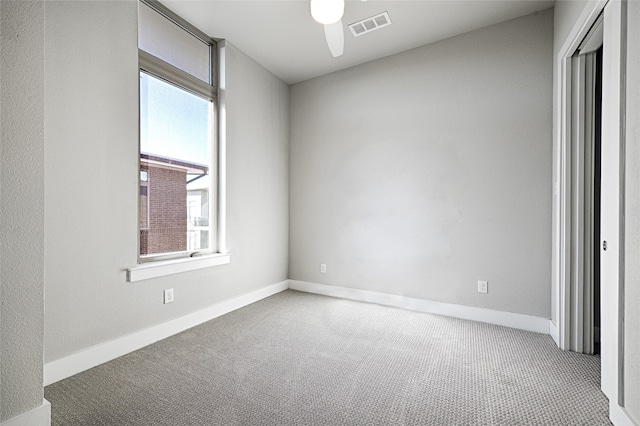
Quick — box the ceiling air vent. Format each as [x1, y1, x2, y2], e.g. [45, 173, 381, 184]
[348, 11, 392, 38]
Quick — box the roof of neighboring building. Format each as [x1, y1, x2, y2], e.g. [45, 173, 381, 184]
[140, 152, 208, 175]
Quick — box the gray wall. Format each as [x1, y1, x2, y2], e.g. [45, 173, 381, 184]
[289, 11, 553, 318]
[0, 1, 46, 422]
[44, 1, 289, 363]
[624, 0, 640, 421]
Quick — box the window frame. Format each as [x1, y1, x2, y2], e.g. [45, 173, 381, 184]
[137, 0, 220, 264]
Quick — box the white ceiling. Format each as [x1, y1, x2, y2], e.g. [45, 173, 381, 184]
[162, 0, 554, 85]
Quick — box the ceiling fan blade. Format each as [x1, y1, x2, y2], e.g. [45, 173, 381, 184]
[324, 20, 344, 58]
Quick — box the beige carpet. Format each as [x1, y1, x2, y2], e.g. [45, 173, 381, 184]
[45, 290, 611, 425]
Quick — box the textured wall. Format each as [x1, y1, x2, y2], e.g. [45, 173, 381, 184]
[44, 2, 289, 363]
[0, 0, 46, 422]
[624, 0, 640, 421]
[289, 11, 553, 318]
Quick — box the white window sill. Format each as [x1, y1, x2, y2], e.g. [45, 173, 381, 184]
[127, 253, 231, 282]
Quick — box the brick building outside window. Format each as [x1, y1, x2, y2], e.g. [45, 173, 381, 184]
[139, 153, 209, 256]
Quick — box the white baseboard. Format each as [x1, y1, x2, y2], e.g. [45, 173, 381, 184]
[288, 280, 550, 335]
[1, 399, 50, 426]
[44, 280, 288, 386]
[45, 279, 551, 386]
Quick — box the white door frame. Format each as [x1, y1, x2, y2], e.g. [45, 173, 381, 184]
[600, 1, 633, 423]
[552, 0, 606, 353]
[552, 0, 634, 424]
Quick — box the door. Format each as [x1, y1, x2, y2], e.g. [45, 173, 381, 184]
[569, 44, 602, 355]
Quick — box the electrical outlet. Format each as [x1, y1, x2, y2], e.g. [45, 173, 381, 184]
[478, 280, 488, 294]
[320, 263, 327, 273]
[164, 288, 174, 304]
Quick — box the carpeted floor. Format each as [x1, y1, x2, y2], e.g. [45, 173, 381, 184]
[45, 290, 612, 425]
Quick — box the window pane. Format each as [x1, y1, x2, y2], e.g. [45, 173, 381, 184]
[138, 2, 210, 83]
[139, 71, 212, 257]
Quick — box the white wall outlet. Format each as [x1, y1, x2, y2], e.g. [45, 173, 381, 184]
[478, 280, 488, 294]
[163, 288, 174, 304]
[320, 263, 327, 273]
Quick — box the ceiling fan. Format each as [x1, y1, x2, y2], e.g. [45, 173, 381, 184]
[310, 0, 346, 57]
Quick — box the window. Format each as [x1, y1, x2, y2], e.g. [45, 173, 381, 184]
[138, 0, 217, 262]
